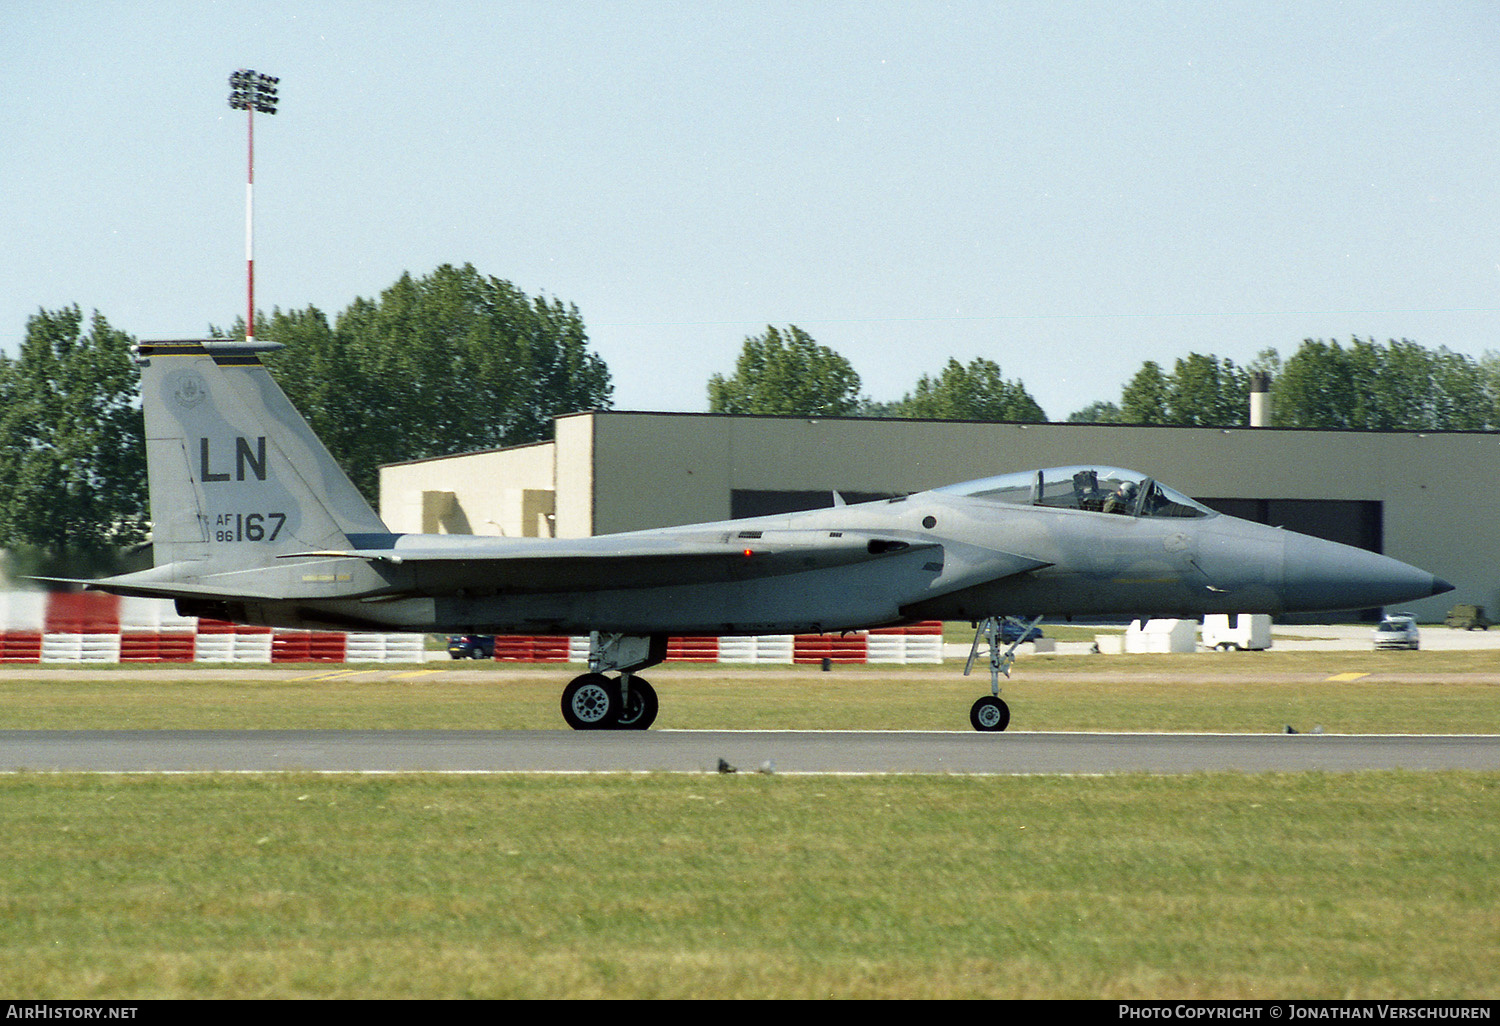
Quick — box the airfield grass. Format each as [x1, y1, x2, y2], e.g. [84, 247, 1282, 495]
[1, 771, 1497, 999]
[1, 648, 1498, 733]
[2, 651, 1499, 998]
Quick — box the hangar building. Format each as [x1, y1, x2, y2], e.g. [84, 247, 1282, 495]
[379, 410, 1499, 622]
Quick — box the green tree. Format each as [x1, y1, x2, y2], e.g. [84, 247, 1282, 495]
[1475, 352, 1500, 429]
[1118, 360, 1171, 424]
[1066, 400, 1122, 423]
[1429, 347, 1495, 430]
[707, 326, 863, 416]
[235, 264, 614, 499]
[1272, 337, 1495, 430]
[1111, 339, 1497, 430]
[0, 307, 146, 570]
[896, 357, 1046, 422]
[1162, 352, 1250, 426]
[1268, 339, 1357, 428]
[854, 397, 904, 418]
[1113, 351, 1261, 427]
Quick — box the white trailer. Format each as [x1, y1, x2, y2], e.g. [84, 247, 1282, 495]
[1202, 613, 1272, 651]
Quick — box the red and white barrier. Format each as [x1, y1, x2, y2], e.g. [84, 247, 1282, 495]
[0, 591, 422, 664]
[499, 623, 944, 666]
[0, 591, 943, 665]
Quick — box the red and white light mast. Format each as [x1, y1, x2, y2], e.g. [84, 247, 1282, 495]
[227, 70, 279, 346]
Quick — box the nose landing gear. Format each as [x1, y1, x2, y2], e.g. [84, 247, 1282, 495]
[963, 615, 1041, 732]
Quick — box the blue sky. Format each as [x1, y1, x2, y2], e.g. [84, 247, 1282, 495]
[3, 1, 1498, 421]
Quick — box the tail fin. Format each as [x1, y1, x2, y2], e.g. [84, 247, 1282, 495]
[134, 339, 388, 573]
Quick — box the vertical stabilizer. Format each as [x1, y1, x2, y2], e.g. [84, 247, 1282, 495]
[135, 340, 388, 572]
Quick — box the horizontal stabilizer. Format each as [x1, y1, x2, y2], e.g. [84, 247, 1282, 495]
[50, 568, 284, 603]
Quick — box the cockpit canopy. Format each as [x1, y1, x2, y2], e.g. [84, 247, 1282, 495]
[935, 466, 1214, 519]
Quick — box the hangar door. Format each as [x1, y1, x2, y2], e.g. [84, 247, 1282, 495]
[1196, 499, 1383, 554]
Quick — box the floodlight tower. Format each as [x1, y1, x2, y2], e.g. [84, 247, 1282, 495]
[228, 69, 279, 345]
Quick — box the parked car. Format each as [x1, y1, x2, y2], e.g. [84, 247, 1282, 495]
[1372, 614, 1419, 650]
[447, 634, 496, 659]
[997, 620, 1044, 644]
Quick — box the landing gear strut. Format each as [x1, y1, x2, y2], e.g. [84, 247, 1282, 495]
[560, 633, 665, 731]
[963, 615, 1041, 732]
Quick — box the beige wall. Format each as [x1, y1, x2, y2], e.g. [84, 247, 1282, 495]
[379, 412, 1500, 616]
[379, 440, 557, 537]
[552, 414, 595, 538]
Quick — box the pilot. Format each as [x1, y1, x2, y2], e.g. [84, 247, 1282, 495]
[1103, 481, 1137, 515]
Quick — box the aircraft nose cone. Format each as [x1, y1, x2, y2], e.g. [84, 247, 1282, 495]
[1282, 534, 1450, 612]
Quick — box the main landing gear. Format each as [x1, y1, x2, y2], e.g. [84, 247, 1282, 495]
[560, 633, 666, 730]
[561, 672, 659, 730]
[963, 615, 1042, 732]
[561, 622, 1039, 733]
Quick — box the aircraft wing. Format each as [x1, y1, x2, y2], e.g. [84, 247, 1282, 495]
[279, 529, 951, 594]
[84, 531, 1051, 604]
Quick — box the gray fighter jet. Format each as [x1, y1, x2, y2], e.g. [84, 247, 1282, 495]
[89, 339, 1452, 731]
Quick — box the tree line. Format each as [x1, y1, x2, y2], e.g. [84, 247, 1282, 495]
[710, 326, 1500, 432]
[0, 306, 147, 575]
[1071, 339, 1500, 430]
[707, 325, 1045, 421]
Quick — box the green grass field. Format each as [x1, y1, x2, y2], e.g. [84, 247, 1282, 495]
[1, 651, 1498, 998]
[1, 772, 1495, 999]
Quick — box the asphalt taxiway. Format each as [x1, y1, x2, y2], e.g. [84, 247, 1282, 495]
[2, 728, 1498, 774]
[5, 627, 1498, 774]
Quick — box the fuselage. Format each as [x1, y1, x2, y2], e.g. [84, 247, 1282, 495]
[192, 473, 1449, 636]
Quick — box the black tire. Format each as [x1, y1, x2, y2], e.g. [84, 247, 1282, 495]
[561, 673, 619, 730]
[970, 695, 1011, 732]
[614, 676, 659, 730]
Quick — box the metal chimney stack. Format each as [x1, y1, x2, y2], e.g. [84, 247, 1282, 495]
[1249, 371, 1272, 427]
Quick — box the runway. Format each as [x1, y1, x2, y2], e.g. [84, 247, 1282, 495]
[2, 728, 1498, 774]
